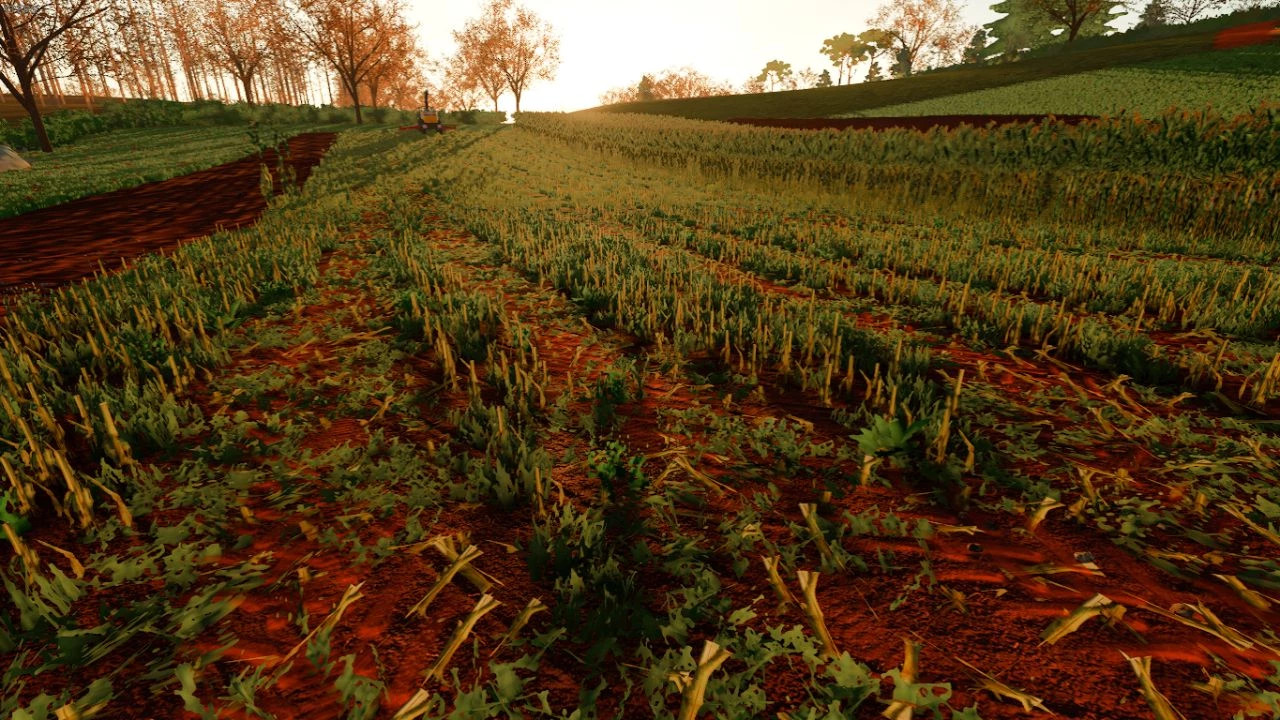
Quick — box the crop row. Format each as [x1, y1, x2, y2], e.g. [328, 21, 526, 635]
[520, 111, 1280, 252]
[414, 125, 1280, 576]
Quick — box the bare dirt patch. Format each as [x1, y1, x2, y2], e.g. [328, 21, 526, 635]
[0, 131, 336, 301]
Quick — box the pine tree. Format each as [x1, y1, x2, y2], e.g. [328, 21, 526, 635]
[985, 0, 1123, 59]
[1136, 0, 1169, 28]
[963, 28, 990, 64]
[817, 69, 833, 87]
[637, 75, 655, 102]
[984, 0, 1058, 60]
[864, 60, 884, 82]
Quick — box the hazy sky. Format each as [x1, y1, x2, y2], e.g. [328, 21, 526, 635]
[405, 0, 1012, 112]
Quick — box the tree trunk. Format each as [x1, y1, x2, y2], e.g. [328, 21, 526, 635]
[344, 77, 363, 123]
[17, 79, 54, 153]
[241, 74, 255, 105]
[1067, 17, 1084, 41]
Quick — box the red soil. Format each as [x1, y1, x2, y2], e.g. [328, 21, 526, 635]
[0, 131, 336, 302]
[727, 115, 1100, 132]
[1214, 20, 1280, 49]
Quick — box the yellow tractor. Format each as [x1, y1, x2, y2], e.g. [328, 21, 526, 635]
[417, 91, 445, 134]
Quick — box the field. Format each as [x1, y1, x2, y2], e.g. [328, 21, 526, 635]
[856, 44, 1280, 118]
[594, 11, 1280, 121]
[0, 132, 335, 298]
[0, 127, 308, 220]
[1, 102, 1279, 720]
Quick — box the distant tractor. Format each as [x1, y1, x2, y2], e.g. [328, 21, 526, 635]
[417, 91, 445, 134]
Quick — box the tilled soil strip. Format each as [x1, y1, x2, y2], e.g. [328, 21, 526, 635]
[0, 132, 336, 303]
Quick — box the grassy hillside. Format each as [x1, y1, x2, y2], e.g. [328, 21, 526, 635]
[856, 44, 1280, 118]
[592, 9, 1280, 121]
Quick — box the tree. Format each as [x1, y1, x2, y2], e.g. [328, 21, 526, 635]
[491, 0, 559, 113]
[890, 45, 913, 77]
[796, 67, 820, 89]
[864, 60, 885, 82]
[1165, 0, 1229, 22]
[756, 59, 793, 91]
[637, 74, 655, 101]
[820, 33, 870, 84]
[0, 0, 109, 152]
[1136, 0, 1169, 26]
[816, 69, 833, 87]
[293, 0, 400, 123]
[452, 1, 508, 112]
[870, 0, 968, 76]
[962, 27, 990, 63]
[985, 0, 1120, 57]
[200, 0, 277, 105]
[651, 67, 730, 98]
[859, 28, 896, 78]
[362, 14, 418, 108]
[1026, 0, 1123, 41]
[599, 67, 732, 105]
[984, 0, 1057, 59]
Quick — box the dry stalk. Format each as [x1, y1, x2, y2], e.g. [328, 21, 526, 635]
[1041, 594, 1125, 646]
[1123, 654, 1186, 720]
[273, 583, 364, 672]
[51, 450, 94, 528]
[407, 545, 483, 618]
[933, 370, 964, 464]
[859, 454, 880, 487]
[428, 534, 495, 592]
[37, 540, 86, 579]
[494, 597, 548, 654]
[1, 455, 34, 513]
[798, 503, 843, 571]
[4, 522, 39, 583]
[761, 555, 797, 610]
[795, 570, 838, 659]
[675, 640, 733, 720]
[98, 402, 133, 467]
[392, 689, 437, 720]
[425, 594, 501, 682]
[882, 638, 921, 720]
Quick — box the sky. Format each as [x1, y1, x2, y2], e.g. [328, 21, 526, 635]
[404, 0, 1012, 113]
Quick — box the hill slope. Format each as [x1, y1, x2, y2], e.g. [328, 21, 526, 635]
[854, 43, 1280, 118]
[592, 10, 1280, 121]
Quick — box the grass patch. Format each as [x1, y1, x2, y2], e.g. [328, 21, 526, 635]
[856, 44, 1280, 117]
[0, 126, 326, 219]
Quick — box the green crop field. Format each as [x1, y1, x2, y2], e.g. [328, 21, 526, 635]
[0, 127, 297, 219]
[3, 108, 1280, 719]
[856, 44, 1280, 118]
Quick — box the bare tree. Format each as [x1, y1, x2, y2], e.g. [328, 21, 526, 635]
[292, 0, 399, 123]
[1165, 0, 1229, 22]
[0, 0, 110, 151]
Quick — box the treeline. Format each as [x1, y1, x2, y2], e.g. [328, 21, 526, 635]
[0, 0, 558, 151]
[600, 0, 1277, 104]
